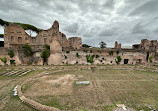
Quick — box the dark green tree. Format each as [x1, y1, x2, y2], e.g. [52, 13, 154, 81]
[23, 44, 33, 56]
[82, 44, 91, 48]
[0, 57, 7, 65]
[99, 41, 106, 48]
[115, 56, 122, 65]
[8, 50, 15, 65]
[41, 44, 50, 65]
[8, 50, 14, 58]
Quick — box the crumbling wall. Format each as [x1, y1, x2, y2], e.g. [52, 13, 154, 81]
[114, 41, 121, 49]
[68, 37, 82, 49]
[48, 39, 62, 65]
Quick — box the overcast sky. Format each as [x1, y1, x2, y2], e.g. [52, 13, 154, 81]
[0, 0, 158, 47]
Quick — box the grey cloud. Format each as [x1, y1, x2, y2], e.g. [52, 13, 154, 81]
[129, 0, 158, 16]
[131, 22, 146, 34]
[64, 23, 79, 34]
[103, 0, 114, 9]
[0, 0, 158, 47]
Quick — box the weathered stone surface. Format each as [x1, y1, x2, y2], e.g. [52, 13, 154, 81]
[48, 39, 62, 65]
[68, 37, 82, 49]
[115, 41, 121, 49]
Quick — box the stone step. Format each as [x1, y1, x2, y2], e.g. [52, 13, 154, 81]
[12, 70, 28, 77]
[19, 70, 32, 77]
[7, 70, 22, 77]
[3, 71, 15, 76]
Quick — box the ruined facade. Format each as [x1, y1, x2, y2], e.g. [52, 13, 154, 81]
[114, 41, 121, 49]
[4, 21, 82, 50]
[0, 20, 157, 66]
[132, 39, 158, 52]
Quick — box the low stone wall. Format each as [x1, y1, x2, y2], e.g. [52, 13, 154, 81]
[17, 85, 60, 111]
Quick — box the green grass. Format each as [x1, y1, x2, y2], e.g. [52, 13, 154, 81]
[0, 65, 158, 111]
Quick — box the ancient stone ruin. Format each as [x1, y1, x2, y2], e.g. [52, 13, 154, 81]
[0, 20, 158, 65]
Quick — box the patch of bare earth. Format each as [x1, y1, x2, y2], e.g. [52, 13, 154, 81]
[24, 74, 76, 97]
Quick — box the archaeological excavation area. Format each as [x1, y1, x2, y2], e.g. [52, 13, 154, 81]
[0, 65, 158, 111]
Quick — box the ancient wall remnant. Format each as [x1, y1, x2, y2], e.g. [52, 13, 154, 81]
[48, 38, 62, 65]
[68, 37, 82, 49]
[114, 41, 121, 49]
[132, 39, 158, 52]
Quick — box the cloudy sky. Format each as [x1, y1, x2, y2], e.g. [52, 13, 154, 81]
[0, 0, 158, 47]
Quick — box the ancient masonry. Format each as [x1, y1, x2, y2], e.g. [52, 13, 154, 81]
[0, 20, 158, 65]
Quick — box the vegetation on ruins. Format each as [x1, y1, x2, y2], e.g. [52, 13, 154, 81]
[8, 50, 14, 58]
[115, 56, 122, 65]
[8, 50, 15, 65]
[99, 41, 106, 48]
[116, 50, 119, 54]
[149, 55, 153, 63]
[0, 57, 7, 65]
[76, 52, 80, 58]
[41, 44, 50, 64]
[83, 50, 88, 53]
[109, 51, 113, 56]
[66, 51, 70, 53]
[82, 44, 91, 48]
[0, 18, 41, 33]
[86, 55, 95, 63]
[23, 44, 33, 56]
[96, 55, 99, 58]
[64, 55, 67, 59]
[0, 34, 4, 38]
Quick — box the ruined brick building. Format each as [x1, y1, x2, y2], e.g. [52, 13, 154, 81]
[4, 21, 82, 50]
[0, 20, 157, 65]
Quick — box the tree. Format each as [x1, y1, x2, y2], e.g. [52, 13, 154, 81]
[41, 44, 50, 65]
[149, 55, 153, 63]
[8, 50, 14, 58]
[23, 44, 33, 56]
[115, 56, 122, 65]
[0, 57, 7, 65]
[82, 44, 91, 48]
[41, 49, 50, 64]
[8, 50, 15, 65]
[99, 41, 106, 48]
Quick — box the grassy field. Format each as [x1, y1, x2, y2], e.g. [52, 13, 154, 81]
[0, 65, 158, 111]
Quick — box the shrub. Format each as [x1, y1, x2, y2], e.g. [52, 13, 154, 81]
[41, 49, 50, 63]
[115, 56, 122, 65]
[10, 60, 15, 65]
[86, 54, 95, 63]
[64, 55, 67, 59]
[8, 50, 14, 58]
[82, 44, 91, 48]
[90, 50, 93, 53]
[44, 44, 50, 50]
[76, 53, 80, 58]
[23, 44, 33, 56]
[0, 57, 7, 65]
[66, 51, 70, 53]
[96, 55, 99, 58]
[83, 50, 88, 53]
[109, 51, 113, 56]
[116, 51, 119, 54]
[149, 55, 153, 63]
